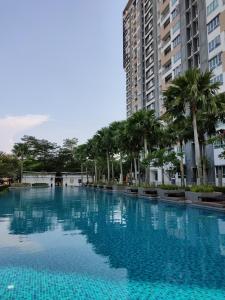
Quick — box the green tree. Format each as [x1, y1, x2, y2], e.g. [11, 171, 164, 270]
[12, 143, 29, 182]
[164, 68, 224, 185]
[126, 110, 161, 184]
[145, 149, 179, 185]
[0, 152, 19, 178]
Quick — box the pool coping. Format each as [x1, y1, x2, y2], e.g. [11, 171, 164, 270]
[85, 186, 225, 213]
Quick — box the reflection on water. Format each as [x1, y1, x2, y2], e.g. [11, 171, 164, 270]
[0, 187, 225, 290]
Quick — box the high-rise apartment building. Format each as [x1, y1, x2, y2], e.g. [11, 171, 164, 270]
[123, 0, 159, 117]
[123, 0, 225, 184]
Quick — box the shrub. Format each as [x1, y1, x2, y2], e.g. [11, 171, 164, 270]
[158, 184, 180, 190]
[32, 183, 49, 187]
[10, 183, 31, 187]
[213, 186, 225, 194]
[140, 183, 156, 188]
[190, 185, 214, 193]
[0, 186, 8, 192]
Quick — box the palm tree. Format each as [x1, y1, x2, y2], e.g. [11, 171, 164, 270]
[110, 121, 127, 184]
[94, 127, 115, 183]
[164, 68, 223, 185]
[162, 113, 193, 187]
[125, 110, 161, 184]
[76, 144, 88, 183]
[12, 143, 29, 182]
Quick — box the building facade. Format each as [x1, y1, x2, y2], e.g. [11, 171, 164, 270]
[123, 0, 160, 117]
[123, 0, 225, 185]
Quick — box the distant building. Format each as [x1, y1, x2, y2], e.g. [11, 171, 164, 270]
[22, 172, 56, 187]
[22, 172, 87, 187]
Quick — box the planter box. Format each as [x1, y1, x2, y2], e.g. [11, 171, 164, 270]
[138, 188, 158, 196]
[185, 191, 222, 202]
[125, 187, 138, 194]
[157, 188, 184, 198]
[112, 185, 126, 191]
[105, 186, 113, 190]
[9, 186, 31, 190]
[98, 185, 104, 189]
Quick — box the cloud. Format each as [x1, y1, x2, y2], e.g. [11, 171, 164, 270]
[0, 115, 49, 153]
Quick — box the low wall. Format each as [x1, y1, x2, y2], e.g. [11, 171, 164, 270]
[23, 175, 55, 187]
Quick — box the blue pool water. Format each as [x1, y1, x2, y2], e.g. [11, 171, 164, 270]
[0, 188, 225, 299]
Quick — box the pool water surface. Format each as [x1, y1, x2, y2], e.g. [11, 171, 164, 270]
[0, 188, 225, 299]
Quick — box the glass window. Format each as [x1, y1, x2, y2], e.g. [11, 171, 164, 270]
[207, 0, 219, 16]
[172, 35, 181, 48]
[173, 50, 181, 63]
[207, 15, 220, 33]
[208, 52, 222, 70]
[208, 35, 221, 52]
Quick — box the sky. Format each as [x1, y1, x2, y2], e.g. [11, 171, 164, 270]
[0, 0, 127, 152]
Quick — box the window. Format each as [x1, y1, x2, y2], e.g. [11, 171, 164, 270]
[208, 35, 221, 52]
[150, 91, 154, 99]
[146, 79, 154, 90]
[207, 0, 218, 16]
[147, 102, 155, 111]
[173, 50, 181, 63]
[172, 35, 181, 48]
[146, 91, 155, 102]
[171, 6, 179, 20]
[172, 20, 180, 34]
[207, 15, 220, 33]
[211, 74, 223, 84]
[171, 0, 177, 6]
[215, 166, 225, 178]
[173, 65, 181, 77]
[209, 52, 222, 70]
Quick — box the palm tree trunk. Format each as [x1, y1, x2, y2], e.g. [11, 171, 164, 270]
[134, 157, 138, 184]
[94, 160, 97, 183]
[192, 111, 203, 185]
[144, 137, 148, 157]
[106, 152, 110, 183]
[20, 156, 24, 183]
[138, 156, 141, 186]
[144, 137, 149, 184]
[119, 154, 123, 184]
[202, 143, 207, 185]
[129, 160, 133, 185]
[162, 167, 165, 185]
[111, 160, 114, 183]
[86, 167, 89, 183]
[81, 163, 83, 184]
[179, 141, 185, 187]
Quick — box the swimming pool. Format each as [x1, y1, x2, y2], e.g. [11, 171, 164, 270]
[0, 187, 225, 299]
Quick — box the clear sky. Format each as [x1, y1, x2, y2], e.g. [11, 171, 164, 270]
[0, 0, 127, 152]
